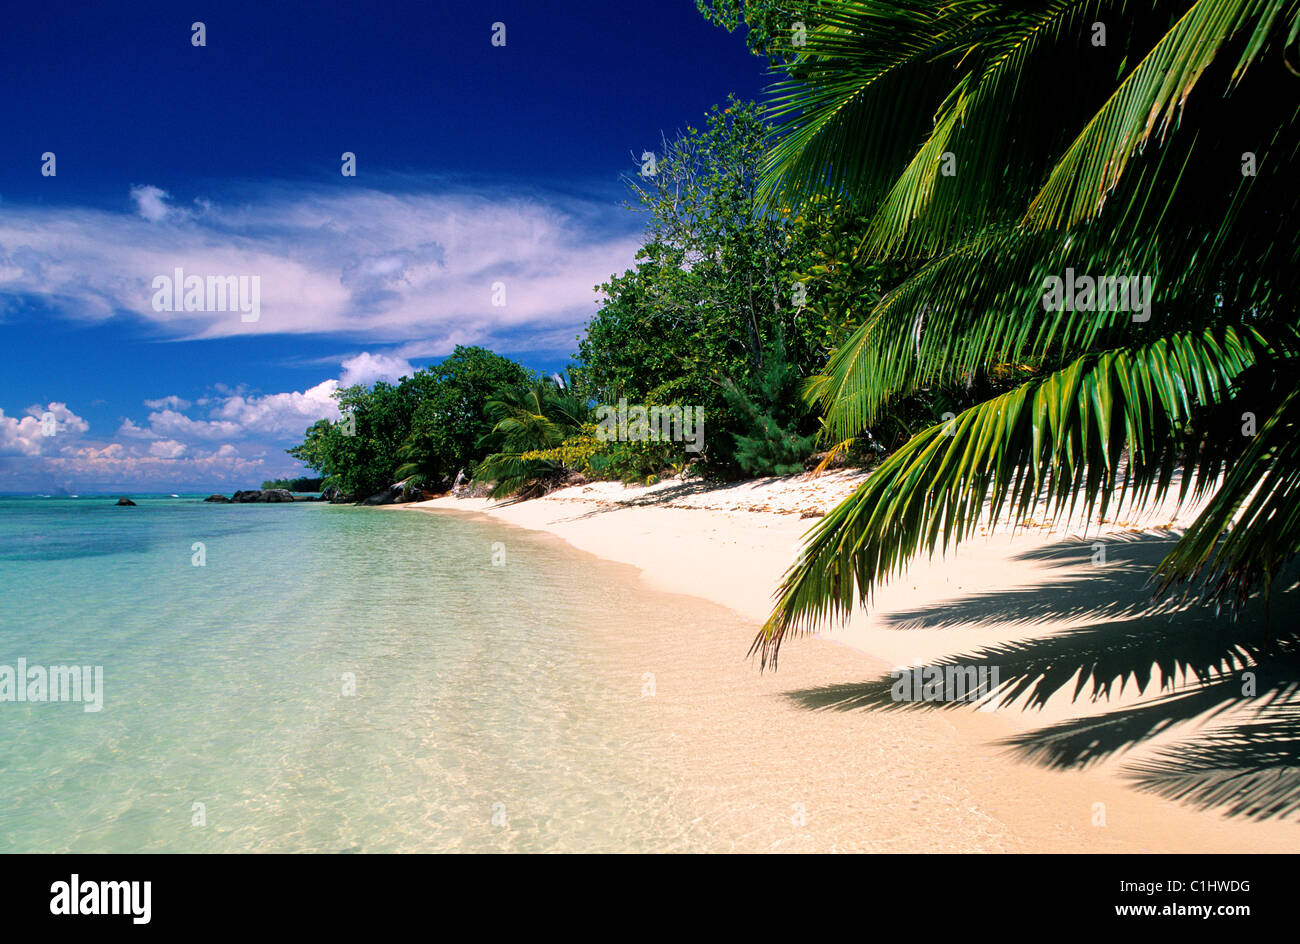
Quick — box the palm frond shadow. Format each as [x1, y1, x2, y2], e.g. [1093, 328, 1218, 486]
[783, 531, 1300, 819]
[884, 533, 1185, 630]
[1122, 706, 1300, 820]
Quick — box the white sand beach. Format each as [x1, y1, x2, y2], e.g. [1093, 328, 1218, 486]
[403, 472, 1298, 853]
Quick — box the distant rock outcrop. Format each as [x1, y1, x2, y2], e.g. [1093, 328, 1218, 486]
[203, 494, 231, 503]
[229, 489, 295, 503]
[115, 498, 137, 506]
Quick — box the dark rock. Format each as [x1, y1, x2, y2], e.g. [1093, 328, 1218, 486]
[361, 479, 428, 505]
[230, 489, 295, 503]
[361, 485, 403, 505]
[115, 497, 137, 506]
[203, 494, 231, 503]
[397, 483, 426, 502]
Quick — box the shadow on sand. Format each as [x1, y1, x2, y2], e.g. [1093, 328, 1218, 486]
[783, 532, 1300, 820]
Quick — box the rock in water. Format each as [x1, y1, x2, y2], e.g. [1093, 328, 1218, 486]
[203, 494, 231, 503]
[230, 489, 294, 503]
[115, 498, 137, 506]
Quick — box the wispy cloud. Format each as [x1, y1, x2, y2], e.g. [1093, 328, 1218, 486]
[0, 180, 639, 490]
[0, 183, 638, 349]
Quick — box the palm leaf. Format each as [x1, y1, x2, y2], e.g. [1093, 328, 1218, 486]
[755, 325, 1268, 666]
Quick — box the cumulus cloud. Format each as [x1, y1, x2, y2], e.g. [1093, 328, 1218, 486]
[148, 439, 187, 459]
[206, 380, 341, 436]
[17, 441, 262, 490]
[115, 379, 342, 446]
[0, 184, 639, 349]
[338, 352, 413, 387]
[0, 403, 89, 456]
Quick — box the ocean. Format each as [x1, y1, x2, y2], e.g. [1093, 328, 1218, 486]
[0, 496, 709, 852]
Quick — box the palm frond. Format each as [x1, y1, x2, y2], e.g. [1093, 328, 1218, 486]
[755, 326, 1267, 666]
[1025, 0, 1295, 229]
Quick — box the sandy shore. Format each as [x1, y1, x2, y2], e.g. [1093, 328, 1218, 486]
[403, 472, 1298, 852]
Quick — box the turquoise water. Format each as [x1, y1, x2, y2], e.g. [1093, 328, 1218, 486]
[0, 496, 705, 852]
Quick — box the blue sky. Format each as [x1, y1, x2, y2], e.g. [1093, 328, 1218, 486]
[0, 0, 766, 491]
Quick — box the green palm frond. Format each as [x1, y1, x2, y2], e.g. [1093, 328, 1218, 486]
[759, 1, 966, 206]
[1025, 0, 1295, 230]
[755, 0, 1300, 667]
[861, 0, 1103, 255]
[756, 326, 1268, 667]
[1157, 381, 1300, 603]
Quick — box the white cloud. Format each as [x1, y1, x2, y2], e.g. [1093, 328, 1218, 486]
[148, 439, 187, 459]
[130, 185, 174, 223]
[0, 184, 639, 348]
[141, 409, 244, 442]
[2, 344, 465, 489]
[207, 380, 341, 436]
[0, 402, 89, 456]
[142, 395, 191, 411]
[338, 352, 413, 387]
[115, 378, 342, 446]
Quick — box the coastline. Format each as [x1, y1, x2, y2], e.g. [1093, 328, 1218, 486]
[400, 474, 1298, 852]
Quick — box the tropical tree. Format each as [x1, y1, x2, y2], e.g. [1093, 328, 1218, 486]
[392, 346, 533, 489]
[288, 378, 425, 500]
[574, 98, 846, 476]
[474, 379, 594, 498]
[745, 0, 1300, 664]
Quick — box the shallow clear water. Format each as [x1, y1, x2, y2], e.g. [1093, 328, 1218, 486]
[0, 496, 707, 852]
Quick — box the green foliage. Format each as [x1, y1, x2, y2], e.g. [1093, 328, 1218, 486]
[260, 477, 323, 492]
[722, 335, 818, 476]
[572, 98, 888, 476]
[286, 379, 423, 501]
[393, 346, 534, 488]
[587, 439, 681, 485]
[749, 0, 1300, 665]
[520, 426, 604, 473]
[287, 346, 530, 500]
[697, 0, 824, 63]
[474, 379, 593, 498]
